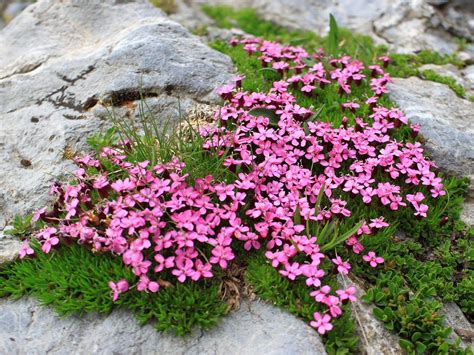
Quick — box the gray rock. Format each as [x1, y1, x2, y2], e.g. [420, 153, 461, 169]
[191, 0, 389, 39]
[0, 0, 234, 227]
[388, 77, 474, 193]
[176, 0, 470, 56]
[373, 1, 460, 55]
[460, 198, 474, 226]
[419, 63, 474, 96]
[462, 65, 474, 90]
[419, 63, 466, 88]
[339, 276, 402, 355]
[427, 0, 449, 5]
[442, 302, 474, 350]
[170, 0, 214, 30]
[0, 228, 21, 265]
[0, 297, 326, 354]
[3, 2, 31, 23]
[435, 0, 474, 42]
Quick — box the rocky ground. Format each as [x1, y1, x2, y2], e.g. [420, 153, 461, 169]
[1, 0, 473, 354]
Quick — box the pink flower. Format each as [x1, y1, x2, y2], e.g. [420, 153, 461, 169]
[19, 240, 35, 259]
[279, 262, 302, 280]
[32, 207, 47, 222]
[310, 312, 333, 334]
[336, 286, 357, 302]
[111, 178, 136, 192]
[310, 285, 331, 302]
[368, 217, 389, 229]
[137, 275, 159, 293]
[109, 279, 129, 302]
[331, 256, 351, 275]
[93, 175, 109, 189]
[210, 245, 234, 269]
[363, 251, 384, 267]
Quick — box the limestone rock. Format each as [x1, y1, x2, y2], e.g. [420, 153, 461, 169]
[419, 64, 466, 88]
[0, 228, 21, 265]
[2, 2, 31, 23]
[419, 63, 474, 96]
[176, 0, 471, 56]
[434, 0, 474, 43]
[442, 302, 474, 350]
[388, 77, 474, 189]
[187, 0, 389, 40]
[0, 297, 326, 354]
[339, 277, 402, 355]
[462, 65, 474, 91]
[0, 0, 234, 227]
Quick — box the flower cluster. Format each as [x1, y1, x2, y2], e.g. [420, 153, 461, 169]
[201, 37, 445, 333]
[21, 37, 446, 336]
[25, 148, 249, 300]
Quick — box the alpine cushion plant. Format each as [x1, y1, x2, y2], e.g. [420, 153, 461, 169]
[16, 36, 449, 339]
[202, 37, 446, 333]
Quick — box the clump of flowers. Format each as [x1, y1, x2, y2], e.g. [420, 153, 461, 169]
[27, 150, 246, 301]
[200, 37, 445, 333]
[20, 37, 446, 336]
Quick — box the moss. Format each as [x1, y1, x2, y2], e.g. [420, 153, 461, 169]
[421, 69, 466, 97]
[0, 242, 227, 336]
[149, 0, 177, 15]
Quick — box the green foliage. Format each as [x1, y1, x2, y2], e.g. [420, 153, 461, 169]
[421, 69, 466, 97]
[4, 214, 35, 239]
[149, 0, 177, 15]
[326, 14, 339, 57]
[86, 127, 117, 153]
[204, 4, 473, 353]
[0, 242, 227, 335]
[2, 6, 472, 352]
[108, 102, 235, 184]
[361, 272, 467, 354]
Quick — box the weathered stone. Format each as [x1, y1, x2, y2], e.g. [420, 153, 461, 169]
[460, 201, 474, 226]
[373, 2, 459, 55]
[0, 297, 326, 354]
[2, 2, 31, 23]
[0, 228, 21, 265]
[388, 77, 474, 189]
[442, 302, 474, 350]
[188, 0, 388, 40]
[462, 65, 474, 90]
[419, 63, 474, 97]
[339, 276, 402, 355]
[435, 0, 474, 42]
[175, 0, 472, 56]
[419, 64, 466, 88]
[0, 0, 234, 227]
[170, 0, 214, 30]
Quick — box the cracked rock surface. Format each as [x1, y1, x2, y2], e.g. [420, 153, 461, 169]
[0, 298, 326, 355]
[0, 0, 234, 227]
[174, 0, 474, 59]
[388, 77, 474, 188]
[0, 228, 21, 265]
[388, 77, 474, 226]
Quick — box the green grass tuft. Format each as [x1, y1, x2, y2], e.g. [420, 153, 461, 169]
[421, 69, 466, 97]
[0, 242, 227, 336]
